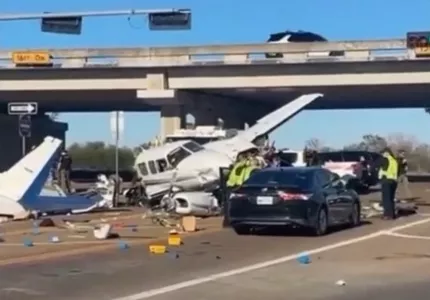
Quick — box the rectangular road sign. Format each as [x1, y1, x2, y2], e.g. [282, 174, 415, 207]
[12, 51, 51, 66]
[18, 114, 31, 138]
[8, 102, 38, 115]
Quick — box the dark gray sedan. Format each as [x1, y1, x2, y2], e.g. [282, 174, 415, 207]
[228, 167, 361, 236]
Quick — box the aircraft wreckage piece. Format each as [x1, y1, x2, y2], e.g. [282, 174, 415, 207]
[0, 136, 108, 220]
[133, 93, 324, 218]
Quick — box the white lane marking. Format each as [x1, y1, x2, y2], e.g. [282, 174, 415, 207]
[112, 217, 430, 300]
[385, 231, 430, 241]
[2, 287, 44, 296]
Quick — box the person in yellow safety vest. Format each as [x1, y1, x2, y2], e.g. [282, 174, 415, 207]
[241, 151, 263, 183]
[224, 152, 249, 227]
[227, 153, 247, 188]
[378, 147, 399, 220]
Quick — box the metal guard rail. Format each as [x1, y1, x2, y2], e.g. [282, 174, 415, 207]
[0, 38, 421, 68]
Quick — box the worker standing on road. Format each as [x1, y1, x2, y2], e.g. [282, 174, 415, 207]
[241, 152, 262, 182]
[378, 147, 399, 220]
[57, 150, 73, 194]
[224, 152, 247, 227]
[227, 153, 247, 189]
[305, 149, 320, 167]
[270, 154, 281, 168]
[396, 150, 412, 200]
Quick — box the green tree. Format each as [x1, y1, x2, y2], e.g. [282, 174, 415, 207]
[341, 133, 430, 172]
[343, 134, 387, 152]
[67, 141, 135, 170]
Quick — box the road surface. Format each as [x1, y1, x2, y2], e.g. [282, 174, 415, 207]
[1, 184, 430, 300]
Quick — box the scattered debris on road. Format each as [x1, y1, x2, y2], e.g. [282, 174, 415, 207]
[149, 245, 167, 254]
[336, 280, 346, 286]
[297, 253, 311, 264]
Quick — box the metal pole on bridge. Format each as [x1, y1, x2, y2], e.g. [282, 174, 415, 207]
[0, 9, 191, 21]
[21, 135, 26, 157]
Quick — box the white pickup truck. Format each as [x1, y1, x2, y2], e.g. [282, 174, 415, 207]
[277, 150, 382, 190]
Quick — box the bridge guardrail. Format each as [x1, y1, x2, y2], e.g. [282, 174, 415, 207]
[0, 38, 421, 68]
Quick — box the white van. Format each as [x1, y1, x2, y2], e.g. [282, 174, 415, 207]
[277, 149, 307, 167]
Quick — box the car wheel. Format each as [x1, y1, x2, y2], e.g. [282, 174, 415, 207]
[312, 207, 328, 236]
[348, 201, 361, 227]
[232, 225, 252, 235]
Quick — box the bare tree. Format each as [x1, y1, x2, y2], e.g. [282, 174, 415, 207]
[305, 138, 324, 150]
[342, 133, 430, 172]
[386, 133, 430, 172]
[344, 134, 387, 152]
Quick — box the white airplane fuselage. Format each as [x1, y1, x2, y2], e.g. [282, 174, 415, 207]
[143, 147, 232, 198]
[134, 93, 323, 216]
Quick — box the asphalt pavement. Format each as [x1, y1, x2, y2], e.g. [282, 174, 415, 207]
[1, 209, 430, 300]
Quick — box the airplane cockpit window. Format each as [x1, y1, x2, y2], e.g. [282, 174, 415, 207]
[137, 162, 148, 176]
[167, 147, 192, 168]
[157, 159, 168, 172]
[183, 141, 204, 153]
[148, 160, 158, 174]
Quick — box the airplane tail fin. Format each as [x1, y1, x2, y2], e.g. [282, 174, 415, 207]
[0, 136, 62, 202]
[238, 93, 323, 142]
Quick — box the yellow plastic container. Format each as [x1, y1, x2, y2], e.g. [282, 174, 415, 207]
[149, 245, 167, 254]
[168, 234, 182, 246]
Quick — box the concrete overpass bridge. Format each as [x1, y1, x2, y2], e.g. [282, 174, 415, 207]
[0, 38, 429, 137]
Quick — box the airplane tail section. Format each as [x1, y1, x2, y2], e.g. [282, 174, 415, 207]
[205, 93, 322, 159]
[0, 136, 62, 203]
[238, 93, 323, 142]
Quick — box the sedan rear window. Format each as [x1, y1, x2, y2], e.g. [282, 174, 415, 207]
[244, 170, 313, 190]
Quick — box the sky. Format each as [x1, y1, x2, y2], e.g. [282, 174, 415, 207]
[1, 0, 430, 149]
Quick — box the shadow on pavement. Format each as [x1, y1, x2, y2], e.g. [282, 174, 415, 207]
[250, 220, 373, 237]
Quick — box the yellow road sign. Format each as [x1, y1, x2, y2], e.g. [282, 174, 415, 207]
[414, 46, 430, 57]
[11, 51, 51, 65]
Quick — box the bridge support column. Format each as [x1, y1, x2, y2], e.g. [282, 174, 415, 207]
[160, 105, 185, 140]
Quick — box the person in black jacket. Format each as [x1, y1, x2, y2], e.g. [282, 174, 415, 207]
[396, 150, 412, 200]
[57, 150, 72, 194]
[305, 149, 320, 167]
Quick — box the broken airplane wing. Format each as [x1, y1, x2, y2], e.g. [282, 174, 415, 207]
[205, 93, 323, 158]
[0, 136, 100, 218]
[239, 93, 323, 142]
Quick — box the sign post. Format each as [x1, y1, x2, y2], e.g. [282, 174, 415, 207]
[8, 102, 38, 157]
[110, 111, 124, 207]
[18, 115, 32, 156]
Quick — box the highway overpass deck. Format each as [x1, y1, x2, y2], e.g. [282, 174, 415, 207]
[0, 38, 429, 112]
[0, 39, 414, 68]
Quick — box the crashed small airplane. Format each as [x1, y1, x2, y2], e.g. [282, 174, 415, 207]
[133, 93, 323, 218]
[0, 136, 107, 220]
